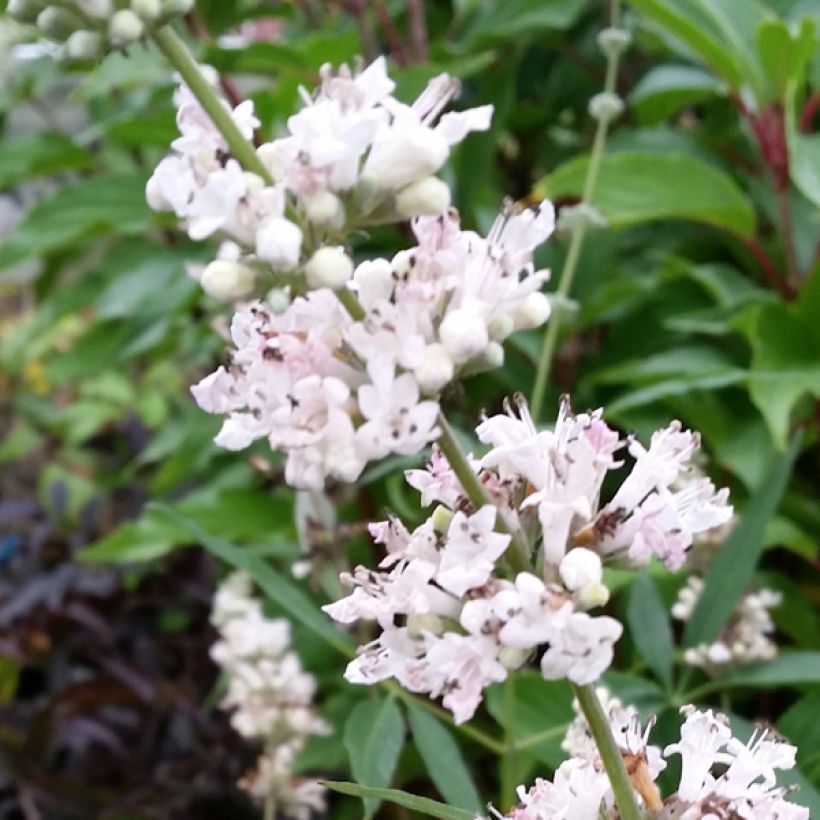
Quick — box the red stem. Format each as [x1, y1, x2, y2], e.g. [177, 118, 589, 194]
[799, 91, 820, 133]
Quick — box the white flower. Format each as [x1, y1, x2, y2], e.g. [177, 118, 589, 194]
[200, 259, 257, 302]
[355, 362, 440, 460]
[539, 609, 623, 685]
[559, 548, 603, 591]
[439, 306, 490, 364]
[304, 245, 354, 290]
[436, 506, 511, 596]
[256, 216, 303, 270]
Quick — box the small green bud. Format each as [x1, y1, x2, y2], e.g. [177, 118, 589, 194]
[108, 9, 145, 47]
[597, 27, 631, 59]
[36, 7, 81, 39]
[7, 0, 48, 24]
[65, 30, 104, 60]
[131, 0, 162, 21]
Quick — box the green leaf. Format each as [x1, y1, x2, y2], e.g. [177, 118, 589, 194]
[779, 689, 820, 753]
[458, 0, 586, 45]
[629, 65, 724, 125]
[485, 672, 573, 766]
[627, 574, 674, 689]
[757, 16, 816, 99]
[628, 0, 747, 87]
[406, 704, 483, 813]
[323, 782, 474, 820]
[688, 652, 820, 697]
[147, 503, 355, 657]
[343, 698, 406, 818]
[786, 71, 820, 206]
[0, 133, 94, 190]
[683, 433, 802, 648]
[0, 173, 156, 272]
[538, 152, 755, 236]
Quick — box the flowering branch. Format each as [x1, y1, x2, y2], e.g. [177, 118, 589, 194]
[530, 0, 626, 422]
[152, 25, 273, 185]
[573, 684, 642, 820]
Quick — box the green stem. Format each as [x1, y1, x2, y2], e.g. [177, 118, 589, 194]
[336, 286, 367, 321]
[152, 25, 273, 185]
[436, 413, 530, 572]
[499, 676, 518, 810]
[512, 722, 569, 751]
[573, 683, 642, 820]
[529, 0, 623, 422]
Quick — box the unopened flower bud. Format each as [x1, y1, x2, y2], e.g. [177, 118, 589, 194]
[65, 30, 103, 60]
[560, 547, 603, 591]
[109, 9, 145, 47]
[304, 246, 353, 290]
[363, 127, 449, 190]
[80, 0, 113, 17]
[511, 291, 552, 330]
[414, 343, 454, 394]
[256, 217, 303, 271]
[439, 308, 489, 364]
[407, 612, 444, 638]
[488, 313, 514, 341]
[480, 341, 504, 370]
[265, 286, 291, 314]
[598, 27, 631, 59]
[430, 504, 454, 533]
[36, 7, 80, 38]
[588, 92, 624, 123]
[395, 176, 451, 218]
[558, 202, 607, 234]
[577, 582, 610, 610]
[499, 646, 529, 671]
[303, 190, 345, 229]
[200, 260, 257, 302]
[161, 0, 194, 15]
[131, 0, 161, 19]
[7, 0, 48, 24]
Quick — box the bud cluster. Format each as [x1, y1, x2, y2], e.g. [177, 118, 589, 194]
[323, 395, 732, 723]
[7, 0, 193, 60]
[210, 571, 329, 817]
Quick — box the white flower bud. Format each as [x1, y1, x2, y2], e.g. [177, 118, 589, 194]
[65, 30, 103, 60]
[304, 246, 353, 291]
[706, 642, 733, 664]
[242, 171, 265, 194]
[499, 646, 529, 671]
[131, 0, 161, 19]
[108, 9, 145, 47]
[160, 0, 194, 14]
[7, 0, 48, 24]
[481, 341, 504, 369]
[265, 286, 291, 314]
[597, 27, 631, 59]
[558, 202, 607, 233]
[488, 313, 514, 341]
[200, 260, 257, 302]
[36, 7, 80, 38]
[430, 504, 454, 533]
[511, 291, 552, 330]
[577, 582, 610, 610]
[395, 176, 451, 218]
[353, 258, 393, 304]
[407, 612, 444, 638]
[256, 217, 303, 271]
[588, 92, 624, 123]
[303, 190, 345, 229]
[256, 142, 285, 181]
[414, 343, 454, 394]
[363, 127, 449, 190]
[559, 547, 603, 591]
[439, 308, 489, 364]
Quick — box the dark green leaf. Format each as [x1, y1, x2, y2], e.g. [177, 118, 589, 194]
[627, 574, 674, 689]
[683, 433, 802, 647]
[0, 133, 94, 190]
[406, 704, 483, 812]
[629, 65, 723, 125]
[323, 782, 474, 820]
[343, 698, 406, 818]
[687, 652, 820, 698]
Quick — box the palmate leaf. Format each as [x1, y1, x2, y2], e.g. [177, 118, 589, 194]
[324, 781, 477, 820]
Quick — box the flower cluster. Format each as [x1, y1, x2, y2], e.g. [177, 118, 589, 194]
[673, 575, 782, 671]
[7, 0, 193, 60]
[504, 704, 807, 820]
[152, 59, 555, 489]
[323, 396, 732, 722]
[210, 572, 328, 818]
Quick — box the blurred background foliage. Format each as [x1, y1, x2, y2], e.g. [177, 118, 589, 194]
[0, 0, 818, 817]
